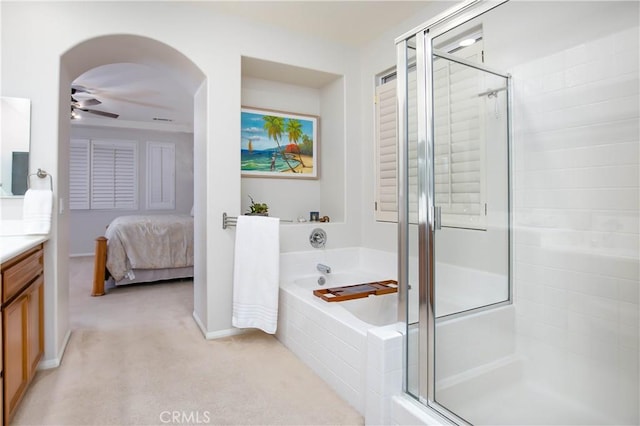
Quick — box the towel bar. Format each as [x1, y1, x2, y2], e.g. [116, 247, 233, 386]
[222, 212, 238, 229]
[27, 168, 53, 191]
[223, 212, 293, 229]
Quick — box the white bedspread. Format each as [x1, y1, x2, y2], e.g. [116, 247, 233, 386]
[105, 214, 194, 282]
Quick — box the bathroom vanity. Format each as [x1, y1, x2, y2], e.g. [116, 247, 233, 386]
[0, 236, 46, 425]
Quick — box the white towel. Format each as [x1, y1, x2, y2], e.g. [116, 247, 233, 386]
[232, 215, 280, 334]
[22, 189, 53, 235]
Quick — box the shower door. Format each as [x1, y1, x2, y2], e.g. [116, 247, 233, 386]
[399, 2, 512, 423]
[431, 47, 511, 318]
[429, 46, 512, 424]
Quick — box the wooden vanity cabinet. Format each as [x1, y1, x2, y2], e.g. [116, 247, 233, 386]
[1, 244, 44, 425]
[4, 292, 28, 422]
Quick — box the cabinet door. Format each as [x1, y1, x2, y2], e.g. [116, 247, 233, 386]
[0, 375, 4, 426]
[27, 276, 44, 378]
[3, 295, 27, 419]
[0, 314, 3, 426]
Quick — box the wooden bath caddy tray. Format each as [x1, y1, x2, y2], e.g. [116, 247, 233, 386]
[313, 280, 398, 302]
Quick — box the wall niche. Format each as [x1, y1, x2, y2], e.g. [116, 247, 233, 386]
[240, 56, 345, 223]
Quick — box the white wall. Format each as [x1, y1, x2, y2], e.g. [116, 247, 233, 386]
[192, 81, 208, 335]
[319, 77, 347, 223]
[69, 125, 194, 255]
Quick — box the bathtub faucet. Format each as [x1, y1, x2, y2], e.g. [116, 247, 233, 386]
[316, 263, 331, 274]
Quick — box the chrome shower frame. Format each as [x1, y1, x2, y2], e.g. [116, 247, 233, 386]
[396, 0, 512, 424]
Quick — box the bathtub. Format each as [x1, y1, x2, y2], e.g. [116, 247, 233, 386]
[277, 248, 402, 419]
[288, 272, 399, 327]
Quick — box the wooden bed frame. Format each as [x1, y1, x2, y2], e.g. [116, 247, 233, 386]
[91, 235, 193, 297]
[92, 236, 108, 297]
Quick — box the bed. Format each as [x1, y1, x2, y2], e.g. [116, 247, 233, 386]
[92, 214, 194, 296]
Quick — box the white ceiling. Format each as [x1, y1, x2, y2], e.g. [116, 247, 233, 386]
[72, 63, 193, 127]
[210, 1, 431, 48]
[71, 1, 431, 129]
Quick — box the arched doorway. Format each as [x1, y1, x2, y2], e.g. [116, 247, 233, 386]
[58, 34, 207, 343]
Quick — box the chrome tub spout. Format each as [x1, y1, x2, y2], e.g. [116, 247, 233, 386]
[317, 263, 331, 274]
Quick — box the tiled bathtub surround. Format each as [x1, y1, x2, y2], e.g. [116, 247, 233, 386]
[512, 26, 639, 424]
[277, 248, 400, 420]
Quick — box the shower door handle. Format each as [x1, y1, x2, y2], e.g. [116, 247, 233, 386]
[434, 206, 442, 231]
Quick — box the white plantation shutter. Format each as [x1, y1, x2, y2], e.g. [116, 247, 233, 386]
[433, 42, 486, 230]
[374, 41, 485, 229]
[374, 71, 418, 224]
[90, 140, 137, 210]
[375, 80, 398, 222]
[69, 139, 90, 210]
[407, 70, 418, 225]
[147, 141, 175, 210]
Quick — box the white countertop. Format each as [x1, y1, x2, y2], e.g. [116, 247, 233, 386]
[0, 220, 49, 264]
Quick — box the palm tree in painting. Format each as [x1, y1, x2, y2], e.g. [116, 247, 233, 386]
[263, 115, 297, 173]
[285, 118, 307, 168]
[300, 134, 313, 156]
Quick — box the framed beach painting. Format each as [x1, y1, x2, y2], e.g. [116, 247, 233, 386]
[241, 107, 319, 179]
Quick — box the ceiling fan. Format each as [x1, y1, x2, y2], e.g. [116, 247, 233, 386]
[70, 86, 119, 119]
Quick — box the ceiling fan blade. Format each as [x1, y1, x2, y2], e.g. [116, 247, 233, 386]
[76, 98, 101, 108]
[71, 85, 91, 95]
[84, 109, 119, 119]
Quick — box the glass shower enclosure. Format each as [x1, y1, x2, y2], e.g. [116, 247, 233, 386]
[397, 1, 639, 425]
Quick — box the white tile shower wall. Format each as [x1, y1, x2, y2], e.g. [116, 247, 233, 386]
[512, 26, 639, 423]
[435, 306, 516, 384]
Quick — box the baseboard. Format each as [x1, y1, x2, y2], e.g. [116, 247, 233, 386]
[191, 311, 248, 340]
[38, 329, 72, 370]
[69, 253, 94, 258]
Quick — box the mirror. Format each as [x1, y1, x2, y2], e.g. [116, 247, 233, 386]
[0, 97, 31, 197]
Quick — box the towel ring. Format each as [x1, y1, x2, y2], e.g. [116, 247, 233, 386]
[27, 168, 53, 191]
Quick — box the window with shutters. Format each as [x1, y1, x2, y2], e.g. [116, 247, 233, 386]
[91, 140, 137, 210]
[374, 40, 486, 230]
[433, 41, 486, 230]
[69, 139, 137, 210]
[70, 139, 90, 209]
[375, 79, 398, 222]
[374, 69, 418, 225]
[146, 141, 175, 210]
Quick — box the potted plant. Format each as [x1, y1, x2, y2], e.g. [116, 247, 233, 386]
[246, 195, 269, 216]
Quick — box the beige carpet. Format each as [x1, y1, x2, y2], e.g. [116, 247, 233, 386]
[12, 257, 363, 425]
